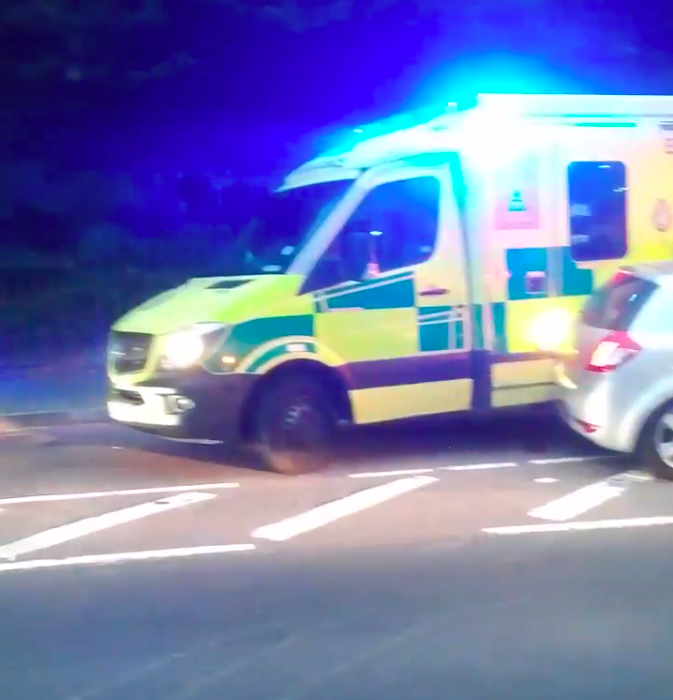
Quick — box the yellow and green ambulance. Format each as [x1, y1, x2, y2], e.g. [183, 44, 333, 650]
[107, 93, 673, 472]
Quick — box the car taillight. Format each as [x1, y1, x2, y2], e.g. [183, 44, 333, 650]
[610, 268, 633, 285]
[585, 330, 642, 373]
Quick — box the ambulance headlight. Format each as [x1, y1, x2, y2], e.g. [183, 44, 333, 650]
[528, 309, 572, 352]
[161, 323, 227, 369]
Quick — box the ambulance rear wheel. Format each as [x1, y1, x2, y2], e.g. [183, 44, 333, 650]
[253, 374, 337, 475]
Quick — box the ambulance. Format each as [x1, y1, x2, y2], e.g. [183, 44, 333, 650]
[107, 93, 673, 473]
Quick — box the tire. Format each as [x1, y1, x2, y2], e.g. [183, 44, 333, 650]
[253, 374, 337, 475]
[639, 401, 673, 481]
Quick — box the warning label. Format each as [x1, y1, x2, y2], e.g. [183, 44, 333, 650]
[652, 198, 673, 232]
[508, 190, 526, 212]
[495, 155, 540, 230]
[659, 122, 673, 154]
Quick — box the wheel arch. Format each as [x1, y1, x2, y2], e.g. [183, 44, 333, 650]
[239, 359, 353, 441]
[628, 383, 673, 454]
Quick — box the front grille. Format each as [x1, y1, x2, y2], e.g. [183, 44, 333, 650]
[108, 331, 154, 374]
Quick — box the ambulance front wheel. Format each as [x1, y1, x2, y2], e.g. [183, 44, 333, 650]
[253, 374, 337, 475]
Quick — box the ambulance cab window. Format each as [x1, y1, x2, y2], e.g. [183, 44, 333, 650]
[568, 161, 627, 262]
[305, 176, 440, 290]
[347, 176, 439, 273]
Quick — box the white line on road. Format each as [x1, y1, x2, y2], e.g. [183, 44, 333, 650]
[528, 455, 617, 465]
[442, 462, 517, 471]
[347, 456, 618, 479]
[348, 462, 518, 478]
[0, 544, 255, 573]
[527, 476, 627, 522]
[348, 468, 435, 479]
[0, 482, 239, 506]
[0, 492, 217, 560]
[253, 476, 438, 541]
[484, 515, 673, 535]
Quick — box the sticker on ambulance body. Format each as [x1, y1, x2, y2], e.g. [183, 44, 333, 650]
[658, 122, 673, 154]
[652, 199, 673, 232]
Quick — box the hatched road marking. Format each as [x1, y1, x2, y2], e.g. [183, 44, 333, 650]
[528, 478, 627, 522]
[0, 482, 239, 505]
[484, 515, 673, 536]
[527, 470, 649, 522]
[253, 476, 438, 541]
[0, 544, 256, 574]
[0, 492, 217, 560]
[347, 455, 618, 478]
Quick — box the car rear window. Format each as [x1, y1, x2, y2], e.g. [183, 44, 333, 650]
[581, 273, 657, 330]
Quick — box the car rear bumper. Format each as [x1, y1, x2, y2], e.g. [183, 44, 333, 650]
[554, 362, 635, 453]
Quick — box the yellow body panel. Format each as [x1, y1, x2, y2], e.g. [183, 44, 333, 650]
[351, 380, 472, 424]
[492, 359, 556, 389]
[314, 308, 417, 363]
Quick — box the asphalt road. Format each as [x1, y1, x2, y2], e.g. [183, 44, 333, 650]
[1, 412, 673, 699]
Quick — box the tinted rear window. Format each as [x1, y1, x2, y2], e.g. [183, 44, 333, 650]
[581, 274, 657, 330]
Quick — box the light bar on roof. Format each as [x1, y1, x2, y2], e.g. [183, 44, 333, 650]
[322, 102, 467, 156]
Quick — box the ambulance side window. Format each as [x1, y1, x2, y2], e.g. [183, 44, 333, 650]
[568, 161, 628, 262]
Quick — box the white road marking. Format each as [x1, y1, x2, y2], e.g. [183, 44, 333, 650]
[348, 468, 435, 479]
[528, 455, 616, 465]
[253, 476, 438, 541]
[0, 482, 239, 506]
[612, 470, 653, 483]
[0, 492, 216, 560]
[0, 544, 255, 573]
[348, 456, 618, 479]
[527, 476, 627, 522]
[161, 437, 222, 445]
[485, 516, 673, 535]
[442, 462, 517, 471]
[534, 477, 558, 483]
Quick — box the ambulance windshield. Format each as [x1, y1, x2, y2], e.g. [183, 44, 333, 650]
[241, 179, 353, 274]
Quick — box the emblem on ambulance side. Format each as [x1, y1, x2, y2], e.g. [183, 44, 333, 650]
[659, 122, 673, 154]
[651, 199, 673, 232]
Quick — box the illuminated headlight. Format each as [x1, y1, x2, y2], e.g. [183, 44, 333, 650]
[161, 323, 227, 369]
[528, 309, 572, 352]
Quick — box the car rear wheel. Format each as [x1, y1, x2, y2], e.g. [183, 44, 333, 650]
[639, 402, 673, 481]
[253, 374, 337, 475]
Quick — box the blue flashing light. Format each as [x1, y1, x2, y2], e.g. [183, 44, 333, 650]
[370, 230, 383, 237]
[322, 101, 471, 156]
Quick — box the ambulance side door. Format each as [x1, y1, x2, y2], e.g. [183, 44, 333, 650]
[479, 137, 559, 407]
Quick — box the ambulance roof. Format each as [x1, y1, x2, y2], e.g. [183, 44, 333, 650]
[281, 93, 673, 191]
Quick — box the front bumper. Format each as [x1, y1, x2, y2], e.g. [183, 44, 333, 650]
[107, 370, 258, 442]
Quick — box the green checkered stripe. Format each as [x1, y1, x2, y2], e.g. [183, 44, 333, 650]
[203, 248, 592, 374]
[506, 246, 593, 301]
[313, 270, 468, 353]
[482, 245, 595, 354]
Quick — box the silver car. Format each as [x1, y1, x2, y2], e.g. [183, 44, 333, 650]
[556, 262, 673, 480]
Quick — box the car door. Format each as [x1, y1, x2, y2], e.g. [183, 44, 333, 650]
[302, 163, 472, 424]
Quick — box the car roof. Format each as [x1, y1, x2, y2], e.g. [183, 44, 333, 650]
[626, 261, 673, 282]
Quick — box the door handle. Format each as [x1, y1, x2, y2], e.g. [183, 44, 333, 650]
[419, 286, 450, 296]
[524, 271, 547, 295]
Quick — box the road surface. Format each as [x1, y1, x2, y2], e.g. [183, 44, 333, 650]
[1, 412, 672, 699]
